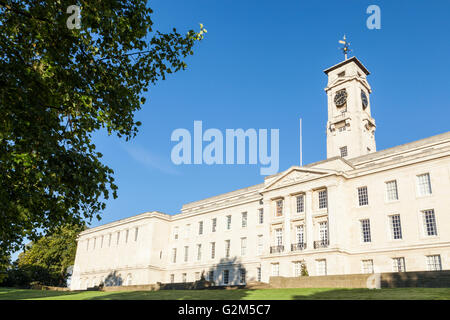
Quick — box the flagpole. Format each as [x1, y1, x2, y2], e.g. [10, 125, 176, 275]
[300, 117, 303, 167]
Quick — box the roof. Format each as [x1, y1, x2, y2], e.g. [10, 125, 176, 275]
[323, 56, 370, 75]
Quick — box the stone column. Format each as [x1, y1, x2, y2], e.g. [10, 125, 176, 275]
[284, 196, 291, 253]
[305, 191, 314, 249]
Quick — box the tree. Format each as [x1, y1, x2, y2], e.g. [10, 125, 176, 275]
[301, 262, 309, 277]
[0, 1, 206, 256]
[9, 224, 86, 287]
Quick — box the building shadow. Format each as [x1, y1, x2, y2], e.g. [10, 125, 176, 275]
[86, 256, 253, 300]
[99, 270, 124, 288]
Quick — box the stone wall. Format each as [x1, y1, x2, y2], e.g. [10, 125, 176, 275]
[380, 270, 450, 288]
[269, 270, 450, 289]
[269, 273, 380, 289]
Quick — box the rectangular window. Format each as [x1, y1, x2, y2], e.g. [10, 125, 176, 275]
[226, 215, 232, 230]
[390, 215, 403, 240]
[197, 244, 202, 261]
[241, 237, 247, 256]
[170, 274, 175, 283]
[208, 270, 214, 282]
[171, 248, 177, 263]
[223, 270, 229, 285]
[426, 255, 442, 271]
[241, 212, 247, 228]
[275, 228, 283, 246]
[135, 227, 139, 241]
[257, 267, 262, 282]
[198, 221, 203, 235]
[318, 190, 328, 209]
[386, 180, 398, 201]
[361, 260, 374, 274]
[182, 273, 187, 283]
[225, 240, 231, 258]
[210, 242, 216, 259]
[358, 186, 369, 206]
[173, 226, 179, 240]
[258, 208, 264, 224]
[212, 218, 217, 232]
[360, 219, 371, 243]
[186, 224, 191, 238]
[316, 259, 327, 276]
[417, 173, 432, 196]
[340, 146, 348, 157]
[276, 199, 283, 216]
[293, 261, 302, 277]
[239, 268, 246, 284]
[271, 263, 279, 276]
[257, 235, 263, 255]
[195, 272, 201, 281]
[296, 225, 305, 245]
[184, 246, 189, 262]
[392, 257, 406, 272]
[319, 221, 328, 243]
[423, 209, 438, 236]
[296, 195, 305, 213]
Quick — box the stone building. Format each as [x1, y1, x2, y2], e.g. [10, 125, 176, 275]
[70, 56, 450, 290]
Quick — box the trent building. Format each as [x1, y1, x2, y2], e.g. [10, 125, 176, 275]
[70, 55, 450, 290]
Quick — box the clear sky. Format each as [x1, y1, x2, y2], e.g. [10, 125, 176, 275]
[90, 0, 450, 227]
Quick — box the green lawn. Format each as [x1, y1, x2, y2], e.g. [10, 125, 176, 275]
[0, 287, 449, 300]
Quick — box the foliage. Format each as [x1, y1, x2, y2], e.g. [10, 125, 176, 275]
[1, 224, 85, 287]
[301, 263, 309, 277]
[0, 0, 206, 256]
[0, 254, 11, 283]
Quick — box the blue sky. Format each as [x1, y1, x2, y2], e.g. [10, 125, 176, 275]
[91, 0, 450, 226]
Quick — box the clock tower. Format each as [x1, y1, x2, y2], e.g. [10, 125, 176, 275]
[324, 56, 376, 159]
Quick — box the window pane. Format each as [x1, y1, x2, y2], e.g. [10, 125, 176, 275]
[296, 195, 305, 213]
[318, 190, 328, 209]
[417, 173, 432, 196]
[423, 209, 437, 236]
[358, 186, 369, 206]
[390, 215, 402, 240]
[386, 180, 398, 201]
[360, 219, 371, 243]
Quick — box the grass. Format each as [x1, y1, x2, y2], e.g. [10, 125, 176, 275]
[0, 287, 449, 300]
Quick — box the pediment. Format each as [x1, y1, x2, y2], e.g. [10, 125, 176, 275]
[263, 167, 333, 191]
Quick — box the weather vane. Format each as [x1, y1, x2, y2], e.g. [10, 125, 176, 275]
[338, 35, 351, 60]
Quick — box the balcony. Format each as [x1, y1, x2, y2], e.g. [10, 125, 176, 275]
[291, 243, 307, 251]
[313, 240, 329, 249]
[270, 245, 284, 254]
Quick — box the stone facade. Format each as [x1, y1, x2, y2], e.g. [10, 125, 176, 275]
[70, 57, 450, 290]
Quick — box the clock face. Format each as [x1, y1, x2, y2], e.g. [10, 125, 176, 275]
[361, 90, 368, 109]
[334, 89, 347, 107]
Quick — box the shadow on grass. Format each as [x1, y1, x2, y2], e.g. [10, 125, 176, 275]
[86, 289, 252, 300]
[292, 287, 450, 300]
